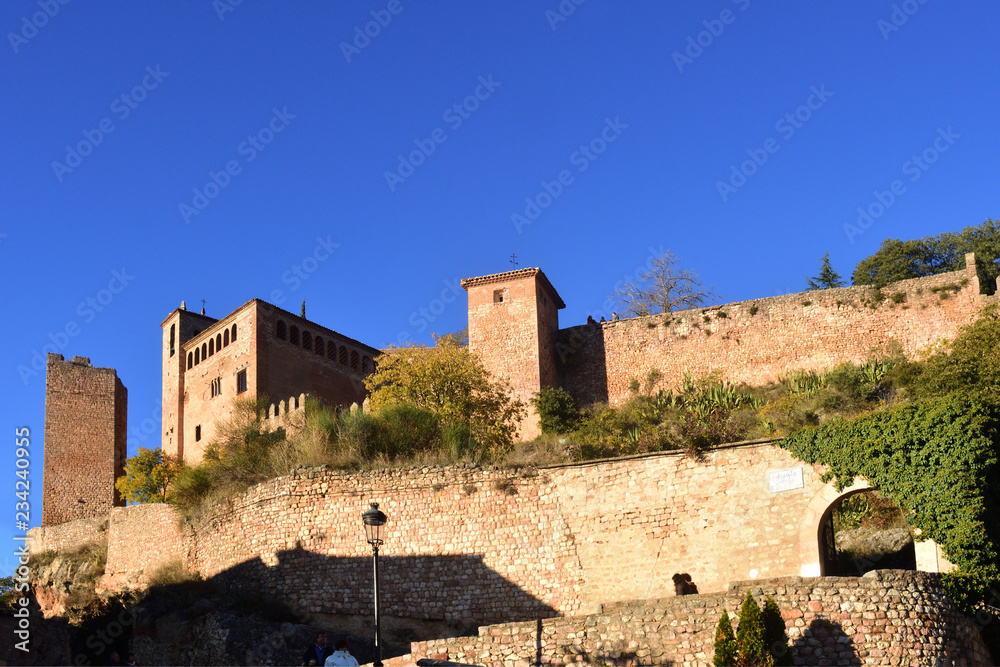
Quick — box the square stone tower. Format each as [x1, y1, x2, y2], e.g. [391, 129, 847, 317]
[42, 354, 127, 526]
[462, 268, 565, 439]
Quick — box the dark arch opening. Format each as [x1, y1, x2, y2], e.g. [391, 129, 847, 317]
[231, 324, 238, 341]
[302, 330, 312, 351]
[187, 352, 193, 368]
[276, 320, 286, 341]
[224, 329, 230, 346]
[216, 333, 222, 351]
[315, 335, 324, 355]
[326, 340, 336, 360]
[818, 489, 915, 576]
[209, 339, 214, 356]
[290, 326, 299, 345]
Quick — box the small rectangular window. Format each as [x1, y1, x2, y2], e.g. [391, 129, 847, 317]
[195, 425, 201, 442]
[170, 324, 176, 357]
[493, 289, 505, 303]
[236, 369, 247, 393]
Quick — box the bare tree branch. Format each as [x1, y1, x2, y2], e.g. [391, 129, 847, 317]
[612, 250, 717, 316]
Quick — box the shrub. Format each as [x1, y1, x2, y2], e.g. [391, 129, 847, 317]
[530, 387, 581, 434]
[762, 596, 791, 666]
[735, 591, 773, 666]
[713, 610, 737, 667]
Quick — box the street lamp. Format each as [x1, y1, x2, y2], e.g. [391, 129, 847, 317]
[363, 501, 388, 667]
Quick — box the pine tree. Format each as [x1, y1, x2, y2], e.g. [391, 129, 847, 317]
[301, 299, 307, 320]
[713, 609, 738, 666]
[735, 591, 773, 667]
[806, 252, 846, 290]
[762, 596, 791, 666]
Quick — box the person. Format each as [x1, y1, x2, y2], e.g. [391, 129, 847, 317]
[302, 631, 334, 666]
[125, 653, 137, 666]
[105, 652, 122, 666]
[324, 639, 360, 667]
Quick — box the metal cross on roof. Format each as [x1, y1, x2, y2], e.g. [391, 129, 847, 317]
[510, 253, 518, 269]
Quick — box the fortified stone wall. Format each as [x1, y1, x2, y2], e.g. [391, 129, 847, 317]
[42, 354, 127, 527]
[393, 571, 990, 667]
[102, 504, 187, 590]
[27, 515, 107, 554]
[557, 256, 986, 406]
[75, 442, 864, 624]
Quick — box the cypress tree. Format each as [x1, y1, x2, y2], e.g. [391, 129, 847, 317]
[713, 609, 737, 666]
[735, 591, 773, 667]
[762, 596, 791, 666]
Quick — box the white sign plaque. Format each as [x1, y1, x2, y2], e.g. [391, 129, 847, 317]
[768, 467, 803, 493]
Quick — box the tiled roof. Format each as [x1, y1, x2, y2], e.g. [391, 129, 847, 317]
[461, 268, 565, 309]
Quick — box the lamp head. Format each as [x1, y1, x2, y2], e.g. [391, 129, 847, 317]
[363, 501, 388, 547]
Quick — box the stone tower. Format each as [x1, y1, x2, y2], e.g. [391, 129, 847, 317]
[42, 354, 127, 526]
[462, 268, 565, 439]
[161, 302, 218, 462]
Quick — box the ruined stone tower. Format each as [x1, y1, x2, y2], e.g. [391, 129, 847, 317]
[462, 268, 565, 438]
[42, 354, 127, 526]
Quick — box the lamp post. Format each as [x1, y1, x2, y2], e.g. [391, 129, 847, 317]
[363, 501, 388, 667]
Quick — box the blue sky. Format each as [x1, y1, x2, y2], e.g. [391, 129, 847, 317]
[2, 2, 998, 575]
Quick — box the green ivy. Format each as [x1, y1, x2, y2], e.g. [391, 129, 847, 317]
[781, 393, 1000, 612]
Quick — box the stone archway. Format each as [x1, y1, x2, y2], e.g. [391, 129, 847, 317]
[797, 478, 872, 577]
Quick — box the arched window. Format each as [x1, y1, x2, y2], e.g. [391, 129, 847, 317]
[209, 339, 215, 356]
[290, 326, 299, 345]
[169, 324, 176, 357]
[202, 343, 207, 360]
[224, 329, 230, 346]
[231, 324, 237, 341]
[350, 350, 359, 370]
[194, 348, 200, 365]
[315, 336, 324, 355]
[362, 356, 370, 373]
[276, 320, 286, 341]
[339, 346, 348, 365]
[216, 334, 222, 351]
[326, 340, 336, 360]
[302, 330, 312, 350]
[187, 352, 193, 368]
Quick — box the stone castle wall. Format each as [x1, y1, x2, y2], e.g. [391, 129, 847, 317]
[393, 571, 990, 667]
[558, 256, 986, 406]
[102, 504, 187, 590]
[33, 443, 897, 624]
[41, 354, 127, 527]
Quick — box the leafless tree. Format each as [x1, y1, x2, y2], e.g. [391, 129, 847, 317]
[612, 250, 717, 316]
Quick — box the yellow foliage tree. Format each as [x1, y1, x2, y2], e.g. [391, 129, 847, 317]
[363, 335, 526, 458]
[115, 447, 181, 503]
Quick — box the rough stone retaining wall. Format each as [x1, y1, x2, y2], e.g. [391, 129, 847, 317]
[27, 514, 107, 554]
[103, 504, 187, 588]
[559, 257, 986, 408]
[390, 571, 991, 667]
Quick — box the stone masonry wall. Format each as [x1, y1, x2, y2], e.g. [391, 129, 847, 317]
[179, 442, 845, 623]
[558, 256, 985, 407]
[27, 515, 107, 555]
[102, 504, 187, 589]
[395, 571, 990, 667]
[42, 354, 127, 526]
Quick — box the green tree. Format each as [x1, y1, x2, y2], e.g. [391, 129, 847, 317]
[735, 591, 773, 667]
[115, 448, 181, 503]
[714, 609, 738, 667]
[806, 252, 845, 290]
[852, 218, 1000, 293]
[0, 576, 17, 610]
[530, 387, 580, 434]
[301, 299, 306, 319]
[762, 596, 791, 666]
[364, 335, 526, 457]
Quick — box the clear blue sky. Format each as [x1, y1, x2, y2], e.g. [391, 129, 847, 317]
[2, 2, 998, 575]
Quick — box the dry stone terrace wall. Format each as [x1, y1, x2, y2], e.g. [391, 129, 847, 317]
[558, 258, 986, 407]
[103, 504, 187, 589]
[393, 571, 990, 667]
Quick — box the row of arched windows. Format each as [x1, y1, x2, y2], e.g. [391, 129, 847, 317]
[275, 319, 371, 373]
[187, 324, 238, 370]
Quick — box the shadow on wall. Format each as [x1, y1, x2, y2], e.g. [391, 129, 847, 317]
[211, 544, 559, 627]
[557, 324, 609, 405]
[792, 618, 857, 665]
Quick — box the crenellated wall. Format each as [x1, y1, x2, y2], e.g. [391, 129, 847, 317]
[557, 256, 987, 407]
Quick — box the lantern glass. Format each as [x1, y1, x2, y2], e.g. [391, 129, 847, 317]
[363, 502, 388, 546]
